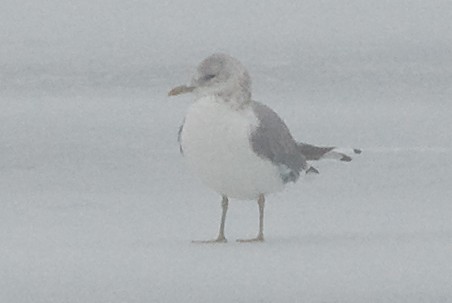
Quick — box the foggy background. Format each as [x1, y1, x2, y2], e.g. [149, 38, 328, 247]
[1, 1, 451, 302]
[2, 0, 451, 90]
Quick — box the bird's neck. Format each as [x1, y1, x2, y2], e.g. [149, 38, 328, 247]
[215, 88, 251, 110]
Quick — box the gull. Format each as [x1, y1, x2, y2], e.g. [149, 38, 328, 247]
[168, 53, 360, 243]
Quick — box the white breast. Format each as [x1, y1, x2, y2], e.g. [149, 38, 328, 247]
[181, 96, 284, 200]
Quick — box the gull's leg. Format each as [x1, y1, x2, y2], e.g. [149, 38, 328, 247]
[217, 195, 228, 241]
[237, 194, 265, 243]
[192, 195, 228, 243]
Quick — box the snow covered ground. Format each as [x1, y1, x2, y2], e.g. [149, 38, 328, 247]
[1, 1, 452, 302]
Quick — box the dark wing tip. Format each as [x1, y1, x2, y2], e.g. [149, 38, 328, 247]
[306, 166, 320, 175]
[340, 155, 352, 162]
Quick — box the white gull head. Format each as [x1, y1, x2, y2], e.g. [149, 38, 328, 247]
[169, 53, 252, 105]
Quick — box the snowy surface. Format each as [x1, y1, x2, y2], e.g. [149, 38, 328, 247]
[1, 1, 452, 302]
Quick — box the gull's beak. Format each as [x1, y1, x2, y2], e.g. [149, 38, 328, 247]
[168, 85, 195, 96]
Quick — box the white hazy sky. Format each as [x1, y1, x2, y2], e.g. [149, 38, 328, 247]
[1, 0, 451, 69]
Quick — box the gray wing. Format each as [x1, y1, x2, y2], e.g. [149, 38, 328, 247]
[297, 143, 336, 161]
[250, 101, 308, 183]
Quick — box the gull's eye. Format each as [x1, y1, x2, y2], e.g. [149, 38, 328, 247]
[203, 74, 216, 81]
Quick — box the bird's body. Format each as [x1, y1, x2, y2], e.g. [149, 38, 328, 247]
[168, 53, 359, 243]
[181, 95, 284, 200]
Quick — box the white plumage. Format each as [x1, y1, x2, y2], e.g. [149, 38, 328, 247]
[181, 95, 284, 200]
